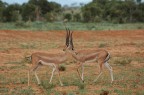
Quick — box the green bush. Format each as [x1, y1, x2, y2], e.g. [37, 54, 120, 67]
[15, 21, 29, 27]
[64, 13, 72, 21]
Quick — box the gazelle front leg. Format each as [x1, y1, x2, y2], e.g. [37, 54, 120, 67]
[49, 64, 56, 84]
[33, 63, 42, 85]
[28, 64, 41, 86]
[76, 62, 84, 82]
[28, 69, 40, 86]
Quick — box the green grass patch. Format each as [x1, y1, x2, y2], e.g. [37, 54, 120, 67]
[113, 57, 132, 66]
[98, 42, 107, 48]
[41, 80, 56, 89]
[10, 87, 34, 95]
[20, 43, 36, 49]
[133, 57, 144, 63]
[135, 90, 144, 95]
[0, 22, 144, 31]
[0, 87, 9, 93]
[5, 61, 21, 64]
[0, 66, 7, 70]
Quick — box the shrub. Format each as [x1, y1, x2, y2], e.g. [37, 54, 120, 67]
[58, 64, 66, 71]
[45, 12, 55, 22]
[98, 43, 107, 48]
[64, 13, 72, 21]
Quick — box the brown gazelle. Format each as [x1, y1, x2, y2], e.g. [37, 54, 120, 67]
[65, 28, 114, 83]
[27, 28, 75, 86]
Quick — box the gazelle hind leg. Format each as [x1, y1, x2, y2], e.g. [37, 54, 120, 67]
[104, 62, 114, 83]
[93, 71, 103, 82]
[93, 72, 103, 83]
[93, 63, 103, 82]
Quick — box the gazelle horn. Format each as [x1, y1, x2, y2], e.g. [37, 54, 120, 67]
[68, 28, 74, 50]
[65, 26, 70, 47]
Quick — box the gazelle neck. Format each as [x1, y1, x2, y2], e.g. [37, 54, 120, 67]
[68, 50, 80, 61]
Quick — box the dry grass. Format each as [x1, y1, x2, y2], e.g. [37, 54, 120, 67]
[0, 30, 144, 95]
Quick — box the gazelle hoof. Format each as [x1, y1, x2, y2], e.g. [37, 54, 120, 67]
[38, 83, 41, 86]
[60, 84, 64, 86]
[93, 80, 97, 83]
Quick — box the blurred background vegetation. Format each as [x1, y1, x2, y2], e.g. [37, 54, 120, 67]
[0, 0, 144, 30]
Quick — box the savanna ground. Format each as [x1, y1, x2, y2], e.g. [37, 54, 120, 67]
[0, 29, 144, 95]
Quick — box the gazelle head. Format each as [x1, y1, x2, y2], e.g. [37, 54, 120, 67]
[25, 56, 32, 63]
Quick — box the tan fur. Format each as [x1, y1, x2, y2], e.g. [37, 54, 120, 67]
[63, 27, 114, 83]
[66, 48, 113, 83]
[28, 50, 71, 86]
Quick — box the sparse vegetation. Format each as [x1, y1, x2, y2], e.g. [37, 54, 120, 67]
[78, 83, 85, 90]
[11, 87, 34, 95]
[20, 43, 36, 49]
[113, 57, 132, 66]
[98, 42, 107, 48]
[0, 1, 144, 94]
[41, 80, 56, 89]
[0, 22, 144, 31]
[58, 64, 66, 71]
[0, 30, 144, 94]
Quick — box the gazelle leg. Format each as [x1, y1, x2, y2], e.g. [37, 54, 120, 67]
[81, 64, 84, 82]
[93, 71, 103, 83]
[77, 68, 83, 81]
[104, 62, 114, 83]
[93, 63, 103, 82]
[76, 62, 84, 82]
[28, 64, 41, 86]
[33, 63, 41, 85]
[28, 69, 30, 86]
[34, 71, 40, 84]
[28, 69, 35, 86]
[56, 66, 63, 86]
[49, 65, 56, 84]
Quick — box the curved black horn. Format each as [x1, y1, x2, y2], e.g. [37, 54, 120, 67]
[68, 29, 74, 50]
[65, 26, 70, 47]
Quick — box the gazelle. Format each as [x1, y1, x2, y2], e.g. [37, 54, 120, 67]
[27, 29, 75, 86]
[64, 28, 114, 83]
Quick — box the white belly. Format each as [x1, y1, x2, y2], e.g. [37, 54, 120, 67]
[85, 57, 97, 63]
[39, 60, 55, 67]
